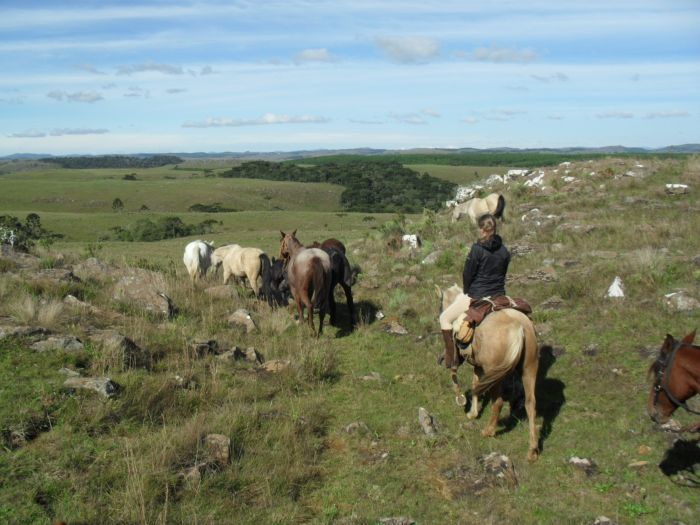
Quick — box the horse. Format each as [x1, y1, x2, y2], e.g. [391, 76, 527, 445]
[452, 193, 506, 224]
[211, 244, 240, 274]
[308, 238, 354, 326]
[438, 284, 540, 462]
[183, 240, 215, 282]
[258, 253, 289, 308]
[648, 330, 700, 428]
[279, 230, 332, 336]
[221, 245, 265, 296]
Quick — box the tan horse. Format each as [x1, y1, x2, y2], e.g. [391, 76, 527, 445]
[221, 245, 264, 295]
[280, 230, 332, 336]
[452, 193, 505, 224]
[439, 284, 540, 461]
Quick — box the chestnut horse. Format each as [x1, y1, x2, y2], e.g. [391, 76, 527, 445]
[279, 230, 332, 336]
[648, 330, 700, 427]
[438, 284, 540, 461]
[309, 238, 354, 326]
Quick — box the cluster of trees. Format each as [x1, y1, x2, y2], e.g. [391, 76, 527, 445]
[110, 216, 218, 242]
[0, 213, 63, 251]
[42, 155, 182, 169]
[220, 160, 456, 213]
[188, 202, 237, 213]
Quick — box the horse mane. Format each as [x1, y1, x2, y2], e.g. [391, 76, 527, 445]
[494, 195, 506, 219]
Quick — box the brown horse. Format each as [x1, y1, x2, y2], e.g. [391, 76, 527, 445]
[648, 330, 700, 427]
[309, 238, 346, 255]
[439, 284, 540, 461]
[279, 230, 332, 336]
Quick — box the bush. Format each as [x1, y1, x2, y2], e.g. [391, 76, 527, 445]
[110, 216, 218, 242]
[0, 214, 63, 252]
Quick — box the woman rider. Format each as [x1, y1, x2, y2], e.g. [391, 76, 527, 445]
[439, 213, 510, 368]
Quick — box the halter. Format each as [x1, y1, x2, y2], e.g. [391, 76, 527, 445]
[652, 340, 700, 416]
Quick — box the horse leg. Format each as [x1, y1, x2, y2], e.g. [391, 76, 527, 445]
[341, 282, 355, 326]
[522, 366, 539, 462]
[481, 382, 504, 438]
[301, 292, 316, 335]
[466, 369, 481, 419]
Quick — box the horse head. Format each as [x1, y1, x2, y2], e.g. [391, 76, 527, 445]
[279, 229, 299, 262]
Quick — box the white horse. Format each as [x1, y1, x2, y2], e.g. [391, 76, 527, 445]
[183, 240, 215, 282]
[221, 245, 265, 295]
[452, 193, 505, 224]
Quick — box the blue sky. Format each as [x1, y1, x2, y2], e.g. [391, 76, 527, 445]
[1, 0, 699, 155]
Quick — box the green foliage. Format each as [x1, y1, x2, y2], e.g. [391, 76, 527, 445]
[109, 216, 218, 242]
[188, 202, 237, 213]
[122, 173, 138, 180]
[43, 155, 182, 169]
[220, 160, 456, 213]
[111, 197, 124, 212]
[0, 213, 63, 252]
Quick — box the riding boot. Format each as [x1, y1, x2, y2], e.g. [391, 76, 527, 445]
[442, 329, 459, 369]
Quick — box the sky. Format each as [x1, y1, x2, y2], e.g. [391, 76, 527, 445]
[1, 0, 699, 155]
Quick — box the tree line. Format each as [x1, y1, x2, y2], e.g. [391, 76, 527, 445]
[220, 160, 456, 213]
[41, 155, 183, 169]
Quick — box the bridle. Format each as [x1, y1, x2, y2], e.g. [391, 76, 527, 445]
[652, 340, 700, 417]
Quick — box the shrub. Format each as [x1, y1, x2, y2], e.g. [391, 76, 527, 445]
[110, 216, 218, 242]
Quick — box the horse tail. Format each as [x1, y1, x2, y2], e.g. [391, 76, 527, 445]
[259, 253, 271, 278]
[494, 194, 506, 220]
[310, 257, 329, 312]
[473, 322, 524, 397]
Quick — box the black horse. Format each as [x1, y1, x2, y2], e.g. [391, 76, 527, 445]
[324, 247, 355, 327]
[258, 254, 291, 307]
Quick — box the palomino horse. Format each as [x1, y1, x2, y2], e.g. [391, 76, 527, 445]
[648, 330, 700, 428]
[279, 230, 332, 336]
[221, 245, 265, 296]
[439, 284, 540, 461]
[451, 193, 506, 224]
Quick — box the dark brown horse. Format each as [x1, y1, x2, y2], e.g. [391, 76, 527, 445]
[308, 238, 354, 326]
[309, 238, 346, 255]
[648, 330, 700, 427]
[279, 230, 332, 336]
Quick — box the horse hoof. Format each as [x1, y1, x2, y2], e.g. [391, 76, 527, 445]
[527, 450, 539, 462]
[481, 428, 495, 438]
[455, 394, 467, 406]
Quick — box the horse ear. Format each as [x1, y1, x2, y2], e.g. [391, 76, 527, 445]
[681, 329, 697, 345]
[661, 334, 675, 353]
[280, 231, 285, 239]
[292, 229, 297, 237]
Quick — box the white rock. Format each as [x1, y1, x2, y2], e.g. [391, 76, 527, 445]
[606, 277, 624, 298]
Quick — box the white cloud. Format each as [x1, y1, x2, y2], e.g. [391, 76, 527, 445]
[644, 110, 690, 119]
[182, 113, 331, 128]
[596, 111, 634, 119]
[547, 114, 564, 120]
[374, 36, 440, 64]
[75, 63, 106, 75]
[8, 128, 108, 138]
[531, 72, 568, 83]
[462, 117, 479, 124]
[117, 61, 184, 75]
[467, 46, 538, 63]
[293, 48, 338, 65]
[349, 118, 384, 125]
[124, 86, 150, 98]
[7, 130, 46, 138]
[199, 65, 216, 75]
[166, 88, 187, 94]
[422, 108, 441, 118]
[388, 112, 428, 125]
[46, 90, 104, 103]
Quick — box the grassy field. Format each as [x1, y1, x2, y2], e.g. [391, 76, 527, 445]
[0, 156, 699, 524]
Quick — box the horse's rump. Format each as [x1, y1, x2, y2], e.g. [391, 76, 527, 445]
[289, 248, 331, 306]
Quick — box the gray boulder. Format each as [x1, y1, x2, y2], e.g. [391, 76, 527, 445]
[31, 335, 83, 352]
[112, 268, 176, 318]
[63, 376, 120, 398]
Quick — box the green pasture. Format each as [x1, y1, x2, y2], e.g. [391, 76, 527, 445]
[0, 156, 699, 524]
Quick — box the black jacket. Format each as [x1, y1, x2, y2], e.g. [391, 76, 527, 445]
[462, 234, 510, 299]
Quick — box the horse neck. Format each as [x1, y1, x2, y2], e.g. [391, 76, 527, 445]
[285, 236, 305, 258]
[665, 344, 700, 402]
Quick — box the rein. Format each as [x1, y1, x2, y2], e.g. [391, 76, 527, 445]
[653, 341, 700, 416]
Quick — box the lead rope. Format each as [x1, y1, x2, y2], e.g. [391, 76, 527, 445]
[450, 332, 467, 406]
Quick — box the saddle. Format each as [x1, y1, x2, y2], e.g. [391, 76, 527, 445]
[453, 295, 532, 347]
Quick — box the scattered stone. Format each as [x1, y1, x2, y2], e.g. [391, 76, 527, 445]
[606, 276, 624, 298]
[611, 368, 624, 376]
[418, 407, 437, 436]
[63, 294, 99, 313]
[190, 339, 219, 357]
[204, 285, 235, 299]
[540, 295, 564, 310]
[218, 346, 263, 364]
[180, 462, 207, 486]
[72, 257, 113, 281]
[204, 434, 231, 468]
[583, 344, 599, 357]
[345, 421, 370, 434]
[257, 359, 290, 373]
[659, 419, 682, 432]
[58, 367, 80, 377]
[31, 268, 80, 284]
[665, 183, 689, 195]
[379, 518, 415, 525]
[568, 456, 598, 477]
[557, 223, 597, 234]
[361, 372, 381, 382]
[627, 461, 649, 469]
[421, 251, 442, 265]
[375, 311, 385, 321]
[228, 308, 257, 333]
[86, 329, 149, 369]
[112, 268, 175, 318]
[526, 268, 558, 282]
[63, 376, 120, 398]
[401, 234, 421, 249]
[480, 452, 518, 487]
[509, 243, 534, 257]
[0, 325, 50, 341]
[31, 335, 84, 352]
[593, 516, 616, 525]
[663, 291, 700, 312]
[384, 320, 408, 335]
